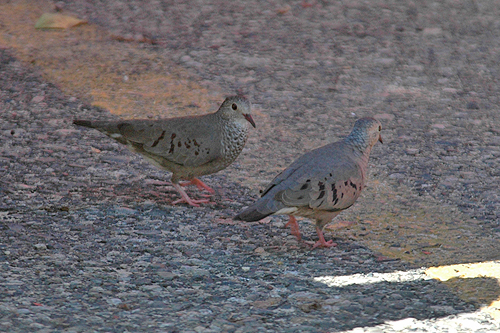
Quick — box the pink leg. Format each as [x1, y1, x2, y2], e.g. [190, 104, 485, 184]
[179, 178, 215, 194]
[285, 215, 302, 241]
[171, 183, 212, 207]
[312, 226, 337, 249]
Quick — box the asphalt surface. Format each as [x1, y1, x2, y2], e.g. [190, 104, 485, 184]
[1, 0, 500, 332]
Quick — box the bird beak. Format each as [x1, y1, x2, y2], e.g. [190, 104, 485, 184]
[378, 135, 383, 144]
[244, 114, 256, 128]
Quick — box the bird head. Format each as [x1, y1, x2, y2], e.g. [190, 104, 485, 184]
[218, 96, 256, 128]
[349, 117, 383, 149]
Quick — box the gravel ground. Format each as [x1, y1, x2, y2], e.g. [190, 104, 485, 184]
[1, 0, 500, 332]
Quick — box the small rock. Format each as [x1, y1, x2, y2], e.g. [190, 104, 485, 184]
[466, 101, 480, 109]
[34, 243, 47, 251]
[405, 148, 419, 155]
[423, 27, 442, 35]
[107, 298, 123, 306]
[254, 247, 266, 254]
[31, 95, 45, 103]
[158, 271, 177, 280]
[389, 173, 405, 179]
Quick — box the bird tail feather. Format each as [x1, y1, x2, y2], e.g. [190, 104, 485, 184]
[73, 120, 122, 136]
[234, 196, 283, 222]
[73, 120, 94, 128]
[234, 206, 272, 222]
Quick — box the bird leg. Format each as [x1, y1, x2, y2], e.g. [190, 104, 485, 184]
[171, 183, 212, 207]
[179, 178, 215, 195]
[311, 226, 337, 248]
[285, 215, 302, 241]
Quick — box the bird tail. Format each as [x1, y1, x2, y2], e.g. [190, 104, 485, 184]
[234, 206, 272, 222]
[234, 196, 284, 222]
[73, 120, 120, 134]
[73, 119, 94, 128]
[74, 119, 128, 136]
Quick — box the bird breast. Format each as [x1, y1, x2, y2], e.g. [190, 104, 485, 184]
[221, 123, 249, 164]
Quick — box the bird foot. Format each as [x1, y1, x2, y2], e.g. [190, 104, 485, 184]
[285, 216, 302, 241]
[179, 178, 215, 194]
[311, 239, 337, 249]
[172, 183, 215, 207]
[171, 197, 212, 207]
[307, 226, 337, 249]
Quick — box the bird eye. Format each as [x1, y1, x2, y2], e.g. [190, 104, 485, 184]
[231, 103, 238, 110]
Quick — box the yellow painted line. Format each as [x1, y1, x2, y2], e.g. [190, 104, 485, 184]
[0, 0, 221, 118]
[427, 261, 500, 320]
[314, 261, 500, 321]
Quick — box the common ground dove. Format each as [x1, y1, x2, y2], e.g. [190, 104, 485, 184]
[74, 96, 255, 206]
[235, 117, 382, 248]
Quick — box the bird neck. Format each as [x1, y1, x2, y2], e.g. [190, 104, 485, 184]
[344, 130, 369, 152]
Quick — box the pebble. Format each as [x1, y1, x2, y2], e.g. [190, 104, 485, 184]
[33, 243, 47, 251]
[31, 95, 45, 103]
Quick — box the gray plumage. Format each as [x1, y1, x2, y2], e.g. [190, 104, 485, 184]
[235, 117, 382, 248]
[74, 96, 255, 206]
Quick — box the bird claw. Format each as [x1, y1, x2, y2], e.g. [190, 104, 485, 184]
[172, 183, 215, 207]
[308, 226, 337, 248]
[179, 178, 215, 194]
[171, 197, 213, 207]
[312, 239, 337, 249]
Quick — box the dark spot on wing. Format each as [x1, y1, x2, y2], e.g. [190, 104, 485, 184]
[317, 191, 325, 199]
[193, 139, 200, 147]
[297, 195, 304, 200]
[151, 130, 166, 147]
[350, 181, 357, 190]
[117, 123, 127, 131]
[178, 141, 182, 147]
[300, 183, 309, 190]
[344, 181, 349, 186]
[318, 181, 325, 191]
[168, 133, 177, 154]
[331, 186, 337, 202]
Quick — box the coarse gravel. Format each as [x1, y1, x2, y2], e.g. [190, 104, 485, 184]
[1, 0, 500, 332]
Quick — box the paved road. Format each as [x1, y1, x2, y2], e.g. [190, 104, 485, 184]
[0, 0, 499, 332]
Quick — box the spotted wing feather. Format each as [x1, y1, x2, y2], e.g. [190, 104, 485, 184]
[269, 143, 365, 211]
[79, 116, 221, 167]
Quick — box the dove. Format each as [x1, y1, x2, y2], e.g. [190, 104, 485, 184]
[234, 117, 382, 248]
[74, 96, 255, 206]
